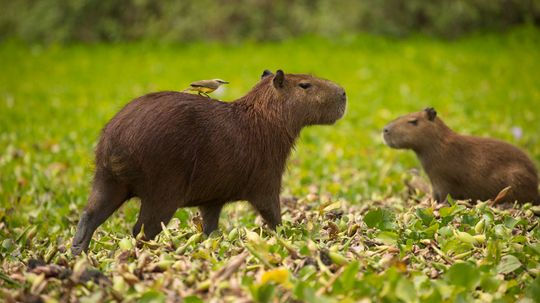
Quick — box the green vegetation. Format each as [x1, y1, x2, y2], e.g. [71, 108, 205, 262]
[1, 27, 540, 302]
[1, 0, 538, 42]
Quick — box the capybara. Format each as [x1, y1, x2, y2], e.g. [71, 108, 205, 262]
[383, 107, 539, 204]
[72, 70, 346, 254]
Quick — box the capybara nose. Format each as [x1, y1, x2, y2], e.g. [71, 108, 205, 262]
[338, 88, 346, 101]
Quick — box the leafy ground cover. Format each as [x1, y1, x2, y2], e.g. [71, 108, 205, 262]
[1, 27, 540, 302]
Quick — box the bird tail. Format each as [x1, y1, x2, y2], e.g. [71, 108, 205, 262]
[182, 88, 192, 92]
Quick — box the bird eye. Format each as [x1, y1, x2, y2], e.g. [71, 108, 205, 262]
[408, 119, 418, 125]
[298, 83, 312, 89]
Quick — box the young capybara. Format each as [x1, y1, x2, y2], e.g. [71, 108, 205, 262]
[72, 70, 346, 254]
[383, 108, 539, 204]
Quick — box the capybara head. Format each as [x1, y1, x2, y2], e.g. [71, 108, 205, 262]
[383, 107, 445, 150]
[254, 70, 347, 126]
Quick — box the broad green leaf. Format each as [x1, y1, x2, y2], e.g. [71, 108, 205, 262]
[416, 208, 434, 226]
[503, 216, 519, 229]
[445, 262, 480, 290]
[376, 231, 398, 245]
[364, 208, 383, 229]
[439, 205, 456, 218]
[254, 284, 276, 303]
[139, 290, 166, 303]
[363, 208, 395, 230]
[396, 277, 416, 303]
[480, 274, 501, 292]
[184, 296, 205, 303]
[526, 276, 540, 301]
[294, 282, 332, 303]
[496, 255, 522, 274]
[339, 261, 360, 292]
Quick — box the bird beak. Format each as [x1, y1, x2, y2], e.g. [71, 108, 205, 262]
[222, 81, 229, 84]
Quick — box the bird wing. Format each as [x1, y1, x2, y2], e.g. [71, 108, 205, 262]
[190, 80, 219, 89]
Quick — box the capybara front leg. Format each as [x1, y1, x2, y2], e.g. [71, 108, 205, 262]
[72, 173, 129, 255]
[251, 196, 282, 230]
[132, 198, 178, 240]
[433, 190, 449, 203]
[199, 203, 224, 235]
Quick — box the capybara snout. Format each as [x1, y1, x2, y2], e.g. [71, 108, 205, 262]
[273, 72, 347, 126]
[383, 108, 436, 150]
[311, 84, 346, 125]
[318, 83, 347, 125]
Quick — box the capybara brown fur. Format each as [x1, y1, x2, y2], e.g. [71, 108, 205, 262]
[383, 108, 539, 204]
[72, 70, 346, 254]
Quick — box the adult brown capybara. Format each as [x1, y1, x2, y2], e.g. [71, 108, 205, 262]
[383, 107, 539, 204]
[72, 70, 346, 254]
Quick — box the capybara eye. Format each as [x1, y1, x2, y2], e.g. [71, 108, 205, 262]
[408, 119, 418, 126]
[298, 83, 312, 89]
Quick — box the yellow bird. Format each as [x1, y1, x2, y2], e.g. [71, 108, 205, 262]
[183, 79, 229, 97]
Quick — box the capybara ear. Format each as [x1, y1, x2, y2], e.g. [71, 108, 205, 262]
[261, 69, 273, 79]
[273, 70, 285, 88]
[424, 107, 437, 121]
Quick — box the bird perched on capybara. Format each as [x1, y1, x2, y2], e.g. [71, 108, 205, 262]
[72, 70, 346, 254]
[183, 78, 229, 97]
[383, 108, 539, 204]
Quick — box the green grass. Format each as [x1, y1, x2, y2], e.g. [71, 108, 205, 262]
[1, 26, 540, 302]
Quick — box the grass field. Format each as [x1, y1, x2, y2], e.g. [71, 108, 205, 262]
[1, 27, 540, 302]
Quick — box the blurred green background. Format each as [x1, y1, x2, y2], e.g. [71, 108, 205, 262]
[0, 0, 539, 236]
[1, 0, 540, 43]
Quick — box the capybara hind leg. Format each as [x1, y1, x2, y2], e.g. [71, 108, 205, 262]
[72, 174, 129, 254]
[200, 204, 224, 235]
[132, 198, 178, 240]
[251, 196, 282, 230]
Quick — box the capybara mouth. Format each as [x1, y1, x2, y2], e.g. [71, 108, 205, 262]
[317, 95, 347, 125]
[336, 97, 347, 120]
[383, 132, 396, 148]
[326, 97, 347, 124]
